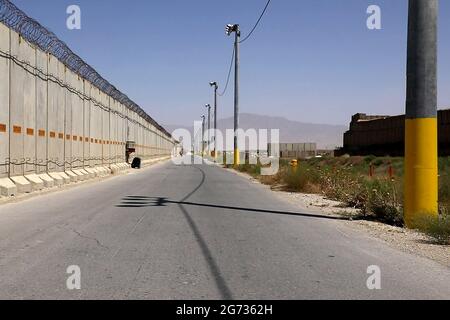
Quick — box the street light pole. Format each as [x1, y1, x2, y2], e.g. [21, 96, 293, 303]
[210, 82, 218, 159]
[404, 0, 439, 227]
[234, 25, 240, 166]
[205, 104, 211, 154]
[201, 115, 205, 157]
[226, 24, 240, 166]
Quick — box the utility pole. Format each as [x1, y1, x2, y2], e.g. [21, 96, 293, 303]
[226, 23, 240, 166]
[205, 104, 211, 155]
[201, 115, 205, 157]
[210, 82, 218, 159]
[404, 0, 439, 227]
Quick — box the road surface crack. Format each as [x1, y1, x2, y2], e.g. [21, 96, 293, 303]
[71, 229, 109, 250]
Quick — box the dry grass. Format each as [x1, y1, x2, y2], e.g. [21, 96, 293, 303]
[233, 156, 450, 229]
[416, 213, 450, 245]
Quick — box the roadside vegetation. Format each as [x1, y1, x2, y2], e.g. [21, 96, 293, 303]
[228, 155, 450, 244]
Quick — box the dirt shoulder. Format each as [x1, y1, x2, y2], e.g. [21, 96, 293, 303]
[225, 167, 450, 268]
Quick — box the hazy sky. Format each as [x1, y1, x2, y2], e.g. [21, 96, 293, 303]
[10, 0, 450, 126]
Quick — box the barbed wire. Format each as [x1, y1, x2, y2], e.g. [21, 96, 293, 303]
[0, 0, 171, 138]
[0, 46, 174, 143]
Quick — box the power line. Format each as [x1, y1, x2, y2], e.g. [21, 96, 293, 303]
[217, 0, 271, 96]
[218, 46, 235, 97]
[239, 0, 271, 44]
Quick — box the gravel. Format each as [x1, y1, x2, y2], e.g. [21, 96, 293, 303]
[228, 167, 450, 268]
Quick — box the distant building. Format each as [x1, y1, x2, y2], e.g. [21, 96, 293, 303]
[268, 143, 317, 159]
[339, 109, 450, 156]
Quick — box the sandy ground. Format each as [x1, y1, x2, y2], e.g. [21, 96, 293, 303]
[226, 167, 450, 268]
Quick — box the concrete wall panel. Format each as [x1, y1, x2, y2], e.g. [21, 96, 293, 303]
[47, 55, 65, 172]
[9, 31, 26, 176]
[0, 23, 10, 177]
[64, 67, 72, 169]
[1, 22, 173, 180]
[22, 40, 36, 174]
[56, 60, 66, 171]
[36, 50, 48, 173]
[83, 81, 91, 167]
[71, 73, 83, 168]
[102, 93, 110, 165]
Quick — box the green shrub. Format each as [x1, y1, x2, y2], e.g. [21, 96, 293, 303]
[364, 155, 376, 164]
[439, 172, 450, 209]
[417, 214, 450, 245]
[363, 179, 403, 226]
[231, 156, 450, 230]
[283, 165, 320, 193]
[315, 169, 403, 225]
[372, 158, 384, 166]
[236, 163, 261, 176]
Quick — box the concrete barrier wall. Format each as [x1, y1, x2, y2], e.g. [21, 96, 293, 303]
[0, 23, 9, 177]
[268, 143, 317, 159]
[0, 23, 174, 180]
[36, 49, 47, 174]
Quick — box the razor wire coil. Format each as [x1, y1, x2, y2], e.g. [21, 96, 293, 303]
[0, 0, 172, 139]
[0, 47, 172, 141]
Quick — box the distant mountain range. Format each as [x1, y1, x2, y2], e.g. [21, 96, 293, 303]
[164, 113, 347, 150]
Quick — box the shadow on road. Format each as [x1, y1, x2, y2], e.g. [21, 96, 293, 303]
[119, 166, 233, 299]
[114, 165, 354, 299]
[116, 196, 351, 222]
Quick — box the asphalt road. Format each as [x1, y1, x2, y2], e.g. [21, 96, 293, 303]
[0, 158, 449, 299]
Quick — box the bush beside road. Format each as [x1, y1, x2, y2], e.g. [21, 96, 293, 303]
[228, 156, 450, 245]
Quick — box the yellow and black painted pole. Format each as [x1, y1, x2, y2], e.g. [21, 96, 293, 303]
[404, 0, 439, 227]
